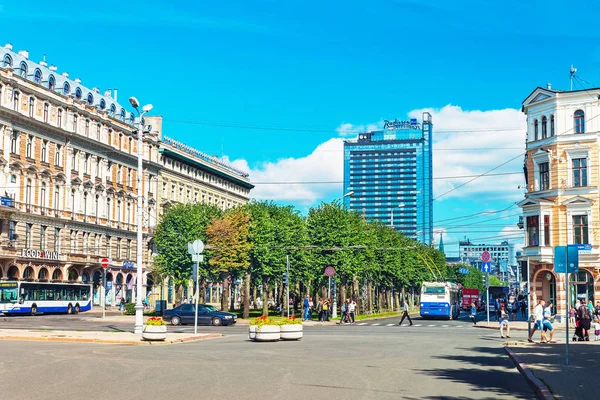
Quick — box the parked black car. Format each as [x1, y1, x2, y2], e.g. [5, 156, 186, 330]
[162, 304, 237, 326]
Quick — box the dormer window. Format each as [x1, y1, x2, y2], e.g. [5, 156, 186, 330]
[48, 75, 55, 91]
[110, 104, 116, 116]
[19, 62, 27, 78]
[3, 54, 12, 67]
[129, 113, 135, 125]
[34, 69, 42, 84]
[99, 99, 106, 110]
[63, 82, 70, 96]
[87, 93, 93, 106]
[120, 109, 126, 121]
[574, 110, 585, 133]
[75, 87, 82, 100]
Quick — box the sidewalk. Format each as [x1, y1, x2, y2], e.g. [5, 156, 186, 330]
[506, 342, 600, 399]
[0, 328, 222, 345]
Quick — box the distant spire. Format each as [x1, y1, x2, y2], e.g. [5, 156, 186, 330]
[438, 233, 445, 255]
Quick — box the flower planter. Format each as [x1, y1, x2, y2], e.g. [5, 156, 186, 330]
[142, 324, 167, 341]
[249, 325, 258, 341]
[280, 324, 303, 340]
[255, 325, 280, 342]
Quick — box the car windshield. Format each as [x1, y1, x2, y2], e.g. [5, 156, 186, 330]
[424, 287, 446, 295]
[204, 305, 217, 312]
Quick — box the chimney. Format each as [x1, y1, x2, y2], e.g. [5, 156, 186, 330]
[49, 65, 57, 71]
[40, 60, 48, 67]
[5, 43, 13, 50]
[18, 50, 29, 59]
[74, 78, 81, 83]
[62, 72, 69, 78]
[113, 88, 118, 101]
[547, 83, 552, 90]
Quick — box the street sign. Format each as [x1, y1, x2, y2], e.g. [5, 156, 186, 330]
[575, 244, 592, 254]
[106, 281, 113, 290]
[554, 245, 579, 273]
[499, 260, 508, 272]
[481, 262, 491, 273]
[188, 239, 205, 255]
[191, 254, 204, 263]
[458, 267, 469, 274]
[324, 266, 335, 277]
[481, 251, 491, 263]
[100, 257, 110, 268]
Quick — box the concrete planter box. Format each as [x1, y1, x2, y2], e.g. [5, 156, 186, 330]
[280, 324, 303, 340]
[254, 325, 280, 342]
[249, 325, 258, 341]
[142, 325, 167, 341]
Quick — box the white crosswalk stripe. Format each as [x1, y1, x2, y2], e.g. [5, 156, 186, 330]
[386, 323, 395, 326]
[372, 323, 381, 326]
[414, 324, 422, 327]
[428, 324, 435, 327]
[357, 323, 368, 326]
[442, 325, 449, 327]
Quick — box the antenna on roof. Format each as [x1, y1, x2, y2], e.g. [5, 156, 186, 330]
[570, 65, 577, 91]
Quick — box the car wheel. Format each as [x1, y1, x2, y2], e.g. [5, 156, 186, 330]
[171, 316, 181, 326]
[67, 304, 73, 314]
[212, 317, 223, 326]
[74, 304, 80, 314]
[31, 305, 37, 316]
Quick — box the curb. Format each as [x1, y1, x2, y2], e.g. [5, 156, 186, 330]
[0, 334, 223, 345]
[504, 346, 554, 400]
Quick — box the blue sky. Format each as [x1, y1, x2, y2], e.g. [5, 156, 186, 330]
[3, 1, 600, 255]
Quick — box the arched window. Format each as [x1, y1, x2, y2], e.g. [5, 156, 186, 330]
[574, 110, 585, 133]
[12, 90, 19, 111]
[54, 185, 60, 210]
[3, 54, 12, 67]
[48, 75, 55, 91]
[75, 87, 82, 100]
[110, 103, 116, 116]
[87, 93, 93, 105]
[63, 82, 70, 95]
[106, 198, 111, 220]
[120, 109, 126, 121]
[99, 99, 106, 110]
[34, 68, 42, 84]
[26, 179, 32, 206]
[129, 113, 135, 125]
[541, 116, 547, 139]
[534, 119, 538, 140]
[28, 97, 35, 117]
[19, 61, 27, 78]
[40, 182, 46, 208]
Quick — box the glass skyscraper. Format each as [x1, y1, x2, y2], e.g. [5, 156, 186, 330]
[343, 112, 433, 244]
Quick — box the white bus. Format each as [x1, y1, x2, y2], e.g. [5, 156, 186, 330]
[0, 281, 92, 315]
[420, 281, 460, 320]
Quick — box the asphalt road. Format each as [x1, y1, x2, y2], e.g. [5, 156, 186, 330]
[0, 312, 533, 400]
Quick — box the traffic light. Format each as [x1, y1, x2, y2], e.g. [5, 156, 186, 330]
[282, 272, 288, 286]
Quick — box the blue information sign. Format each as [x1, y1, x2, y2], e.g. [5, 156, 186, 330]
[554, 245, 579, 273]
[481, 262, 491, 273]
[458, 268, 469, 274]
[106, 281, 113, 290]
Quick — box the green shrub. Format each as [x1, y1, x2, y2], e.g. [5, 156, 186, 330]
[125, 302, 136, 315]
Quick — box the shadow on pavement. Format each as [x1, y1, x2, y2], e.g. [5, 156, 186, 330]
[415, 345, 533, 399]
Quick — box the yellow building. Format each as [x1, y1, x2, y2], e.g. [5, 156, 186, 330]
[519, 85, 599, 318]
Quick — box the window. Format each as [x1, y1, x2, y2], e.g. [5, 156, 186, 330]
[126, 202, 131, 224]
[63, 82, 70, 96]
[25, 179, 32, 206]
[87, 93, 93, 105]
[573, 215, 589, 244]
[573, 158, 587, 187]
[40, 183, 46, 208]
[95, 195, 99, 219]
[99, 99, 106, 110]
[120, 109, 125, 121]
[116, 239, 121, 259]
[70, 230, 76, 252]
[9, 221, 16, 241]
[534, 119, 538, 140]
[127, 239, 132, 259]
[34, 69, 42, 84]
[117, 201, 121, 222]
[573, 110, 585, 134]
[57, 108, 62, 127]
[72, 114, 78, 132]
[10, 130, 18, 153]
[28, 97, 34, 117]
[55, 144, 62, 166]
[40, 226, 46, 249]
[54, 228, 61, 252]
[3, 54, 12, 67]
[110, 104, 116, 116]
[526, 216, 539, 246]
[84, 154, 89, 174]
[72, 150, 78, 171]
[71, 190, 75, 211]
[96, 124, 100, 140]
[96, 157, 101, 177]
[83, 192, 88, 214]
[106, 198, 111, 220]
[41, 140, 47, 162]
[13, 90, 19, 111]
[85, 120, 90, 136]
[19, 62, 27, 78]
[75, 87, 82, 100]
[127, 168, 131, 187]
[25, 223, 32, 247]
[54, 185, 60, 210]
[539, 162, 550, 190]
[26, 135, 33, 158]
[117, 166, 122, 184]
[541, 116, 547, 138]
[544, 215, 550, 246]
[48, 75, 55, 91]
[129, 113, 135, 125]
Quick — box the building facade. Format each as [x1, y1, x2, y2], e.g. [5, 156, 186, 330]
[148, 118, 254, 307]
[0, 43, 160, 306]
[343, 113, 433, 244]
[459, 238, 516, 276]
[519, 85, 600, 318]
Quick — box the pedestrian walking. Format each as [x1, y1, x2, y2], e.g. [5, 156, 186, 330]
[577, 299, 592, 341]
[593, 317, 600, 341]
[348, 299, 356, 324]
[470, 302, 477, 326]
[398, 299, 413, 326]
[119, 297, 125, 312]
[323, 299, 330, 321]
[527, 299, 545, 343]
[499, 304, 510, 338]
[340, 300, 348, 324]
[569, 306, 577, 325]
[542, 300, 555, 343]
[511, 300, 519, 321]
[317, 299, 323, 322]
[308, 298, 314, 320]
[303, 295, 310, 321]
[594, 301, 600, 321]
[520, 300, 527, 318]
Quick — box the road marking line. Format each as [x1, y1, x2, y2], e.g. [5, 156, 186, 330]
[386, 323, 395, 326]
[428, 324, 435, 327]
[372, 323, 381, 326]
[358, 323, 368, 326]
[414, 324, 422, 327]
[442, 325, 449, 327]
[456, 325, 463, 328]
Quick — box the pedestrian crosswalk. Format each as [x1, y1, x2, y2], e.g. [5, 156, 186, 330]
[340, 321, 472, 329]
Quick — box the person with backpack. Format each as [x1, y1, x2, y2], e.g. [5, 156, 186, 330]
[322, 299, 330, 322]
[339, 299, 348, 324]
[577, 299, 592, 341]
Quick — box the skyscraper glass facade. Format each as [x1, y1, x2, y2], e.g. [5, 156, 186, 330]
[343, 112, 433, 244]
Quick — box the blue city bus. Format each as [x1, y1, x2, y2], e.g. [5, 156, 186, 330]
[420, 282, 460, 320]
[0, 281, 92, 315]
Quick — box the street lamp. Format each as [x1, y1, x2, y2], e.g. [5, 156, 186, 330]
[390, 203, 404, 228]
[129, 96, 153, 334]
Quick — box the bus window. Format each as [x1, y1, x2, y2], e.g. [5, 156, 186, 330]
[0, 285, 18, 303]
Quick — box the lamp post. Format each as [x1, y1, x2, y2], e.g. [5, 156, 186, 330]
[129, 96, 153, 334]
[390, 203, 404, 228]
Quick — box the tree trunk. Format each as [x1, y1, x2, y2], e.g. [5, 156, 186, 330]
[243, 270, 251, 319]
[340, 283, 346, 305]
[352, 276, 360, 314]
[252, 284, 257, 310]
[367, 280, 373, 313]
[175, 284, 183, 307]
[221, 274, 230, 311]
[262, 280, 269, 316]
[401, 287, 406, 309]
[394, 291, 400, 312]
